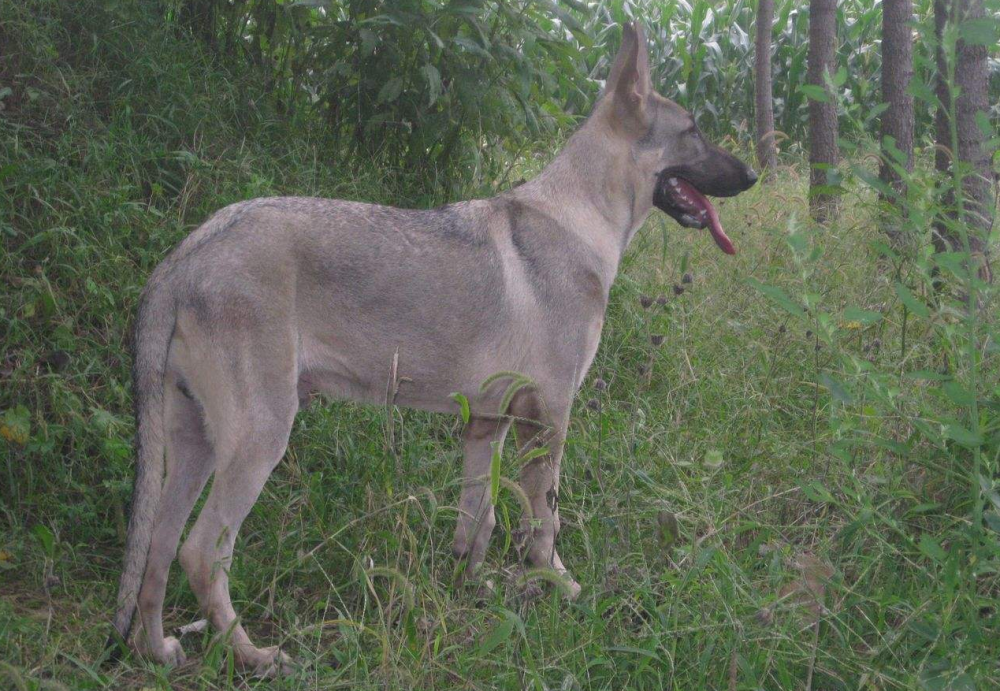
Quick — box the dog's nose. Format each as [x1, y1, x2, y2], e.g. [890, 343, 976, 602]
[745, 168, 758, 188]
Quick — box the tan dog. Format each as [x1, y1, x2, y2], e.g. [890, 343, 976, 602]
[109, 22, 756, 675]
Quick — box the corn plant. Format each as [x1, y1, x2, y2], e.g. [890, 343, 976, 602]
[575, 0, 998, 150]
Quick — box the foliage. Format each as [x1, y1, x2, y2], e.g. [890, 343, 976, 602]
[162, 0, 1000, 172]
[746, 11, 999, 687]
[575, 0, 1000, 152]
[166, 0, 592, 196]
[1, 0, 1000, 689]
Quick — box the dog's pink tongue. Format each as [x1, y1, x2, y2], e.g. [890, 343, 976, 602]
[676, 179, 735, 255]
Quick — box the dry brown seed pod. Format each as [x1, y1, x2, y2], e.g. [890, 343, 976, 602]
[755, 607, 775, 627]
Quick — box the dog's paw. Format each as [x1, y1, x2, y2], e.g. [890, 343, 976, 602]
[159, 636, 187, 667]
[134, 633, 188, 668]
[563, 575, 582, 600]
[514, 567, 582, 602]
[245, 646, 295, 678]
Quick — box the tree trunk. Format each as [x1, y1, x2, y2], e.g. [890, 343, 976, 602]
[879, 0, 915, 243]
[178, 0, 217, 49]
[933, 0, 994, 283]
[755, 0, 778, 178]
[807, 0, 839, 222]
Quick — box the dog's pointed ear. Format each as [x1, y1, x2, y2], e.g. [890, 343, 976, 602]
[606, 22, 651, 116]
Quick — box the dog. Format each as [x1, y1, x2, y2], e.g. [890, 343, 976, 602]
[108, 22, 756, 675]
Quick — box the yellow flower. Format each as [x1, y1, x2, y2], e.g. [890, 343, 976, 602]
[1, 423, 28, 445]
[842, 320, 862, 331]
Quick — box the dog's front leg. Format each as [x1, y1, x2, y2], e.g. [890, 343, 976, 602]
[453, 416, 512, 579]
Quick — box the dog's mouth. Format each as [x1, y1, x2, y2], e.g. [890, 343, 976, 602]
[653, 173, 735, 255]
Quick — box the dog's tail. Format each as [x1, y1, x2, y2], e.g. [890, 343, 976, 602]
[106, 280, 177, 658]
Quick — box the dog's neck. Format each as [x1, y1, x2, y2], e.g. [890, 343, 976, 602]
[510, 109, 652, 286]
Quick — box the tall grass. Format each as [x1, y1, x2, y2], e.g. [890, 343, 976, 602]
[1, 1, 998, 690]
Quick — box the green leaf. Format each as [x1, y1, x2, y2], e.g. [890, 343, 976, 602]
[947, 673, 978, 691]
[358, 28, 378, 55]
[801, 481, 834, 504]
[819, 373, 853, 403]
[919, 533, 946, 563]
[692, 546, 716, 573]
[975, 110, 993, 139]
[894, 282, 929, 318]
[422, 64, 442, 107]
[799, 84, 830, 103]
[377, 77, 403, 104]
[1, 405, 31, 445]
[746, 279, 805, 319]
[843, 307, 882, 325]
[985, 512, 1000, 535]
[943, 423, 982, 448]
[560, 0, 590, 13]
[604, 645, 663, 664]
[452, 36, 492, 59]
[979, 475, 1000, 513]
[33, 524, 55, 558]
[450, 393, 471, 424]
[489, 441, 502, 504]
[479, 613, 515, 655]
[905, 370, 951, 382]
[519, 446, 549, 463]
[959, 18, 998, 46]
[942, 381, 974, 407]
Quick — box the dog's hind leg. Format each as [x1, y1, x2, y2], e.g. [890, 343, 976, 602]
[134, 377, 215, 666]
[453, 416, 512, 580]
[177, 384, 297, 677]
[510, 395, 581, 599]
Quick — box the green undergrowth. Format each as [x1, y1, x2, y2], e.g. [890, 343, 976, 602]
[2, 2, 999, 690]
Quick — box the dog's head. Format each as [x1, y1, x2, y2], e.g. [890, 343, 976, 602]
[598, 23, 757, 254]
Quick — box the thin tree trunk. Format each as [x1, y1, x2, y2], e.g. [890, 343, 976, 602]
[178, 0, 216, 49]
[933, 0, 994, 283]
[808, 0, 839, 222]
[879, 0, 915, 244]
[755, 0, 778, 178]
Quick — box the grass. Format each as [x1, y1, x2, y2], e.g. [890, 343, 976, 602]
[2, 2, 999, 690]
